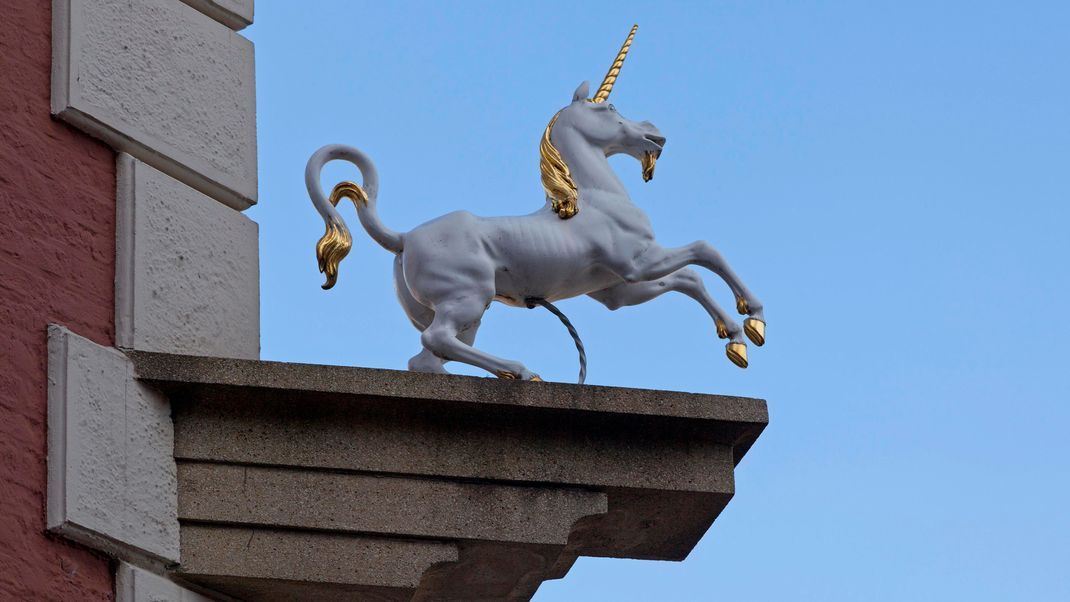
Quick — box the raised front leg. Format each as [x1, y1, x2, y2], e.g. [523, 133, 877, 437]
[613, 241, 767, 348]
[589, 268, 750, 368]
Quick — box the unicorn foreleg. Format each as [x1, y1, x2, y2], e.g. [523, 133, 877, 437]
[589, 268, 744, 343]
[615, 241, 766, 349]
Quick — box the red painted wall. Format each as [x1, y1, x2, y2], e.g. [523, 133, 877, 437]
[0, 1, 116, 599]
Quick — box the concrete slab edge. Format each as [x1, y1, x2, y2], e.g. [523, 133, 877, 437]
[178, 0, 253, 31]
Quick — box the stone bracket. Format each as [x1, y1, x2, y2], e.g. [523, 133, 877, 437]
[128, 351, 768, 599]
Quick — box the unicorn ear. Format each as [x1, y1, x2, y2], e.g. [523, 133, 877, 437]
[572, 81, 590, 102]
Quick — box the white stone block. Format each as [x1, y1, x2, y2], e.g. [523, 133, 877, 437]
[179, 0, 254, 30]
[116, 155, 260, 359]
[52, 0, 257, 209]
[47, 325, 179, 563]
[117, 563, 215, 602]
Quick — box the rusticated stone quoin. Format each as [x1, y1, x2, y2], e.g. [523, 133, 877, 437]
[129, 351, 768, 600]
[52, 0, 258, 209]
[116, 155, 260, 359]
[47, 326, 180, 563]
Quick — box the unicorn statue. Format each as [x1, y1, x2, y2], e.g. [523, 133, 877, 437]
[305, 25, 765, 383]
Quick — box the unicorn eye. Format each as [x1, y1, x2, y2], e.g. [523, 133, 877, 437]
[608, 104, 616, 112]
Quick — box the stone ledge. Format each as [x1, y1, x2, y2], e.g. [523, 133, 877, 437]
[128, 352, 767, 600]
[129, 352, 767, 461]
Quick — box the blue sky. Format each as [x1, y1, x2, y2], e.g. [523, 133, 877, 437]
[246, 2, 1069, 599]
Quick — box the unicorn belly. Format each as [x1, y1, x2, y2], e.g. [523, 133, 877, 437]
[493, 262, 622, 305]
[483, 213, 625, 303]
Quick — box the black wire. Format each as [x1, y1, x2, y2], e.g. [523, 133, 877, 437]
[526, 297, 587, 385]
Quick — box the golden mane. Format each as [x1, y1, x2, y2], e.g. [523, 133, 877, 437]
[539, 112, 579, 219]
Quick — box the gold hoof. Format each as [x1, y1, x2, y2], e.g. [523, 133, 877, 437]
[716, 320, 729, 340]
[496, 370, 518, 380]
[735, 296, 749, 315]
[726, 342, 748, 369]
[744, 318, 765, 347]
[530, 376, 544, 382]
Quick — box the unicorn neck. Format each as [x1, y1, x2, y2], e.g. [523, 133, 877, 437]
[553, 128, 628, 197]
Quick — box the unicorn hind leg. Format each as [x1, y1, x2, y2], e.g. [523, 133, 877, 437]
[420, 295, 538, 380]
[394, 255, 483, 374]
[394, 255, 447, 373]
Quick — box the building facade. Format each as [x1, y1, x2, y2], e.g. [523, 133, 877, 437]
[1, 1, 258, 599]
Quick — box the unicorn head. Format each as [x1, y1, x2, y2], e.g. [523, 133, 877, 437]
[540, 25, 666, 218]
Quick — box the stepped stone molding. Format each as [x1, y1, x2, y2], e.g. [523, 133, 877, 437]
[51, 0, 257, 209]
[179, 0, 254, 30]
[116, 155, 260, 359]
[117, 563, 214, 602]
[129, 351, 768, 600]
[46, 326, 179, 564]
[178, 463, 608, 544]
[182, 526, 459, 597]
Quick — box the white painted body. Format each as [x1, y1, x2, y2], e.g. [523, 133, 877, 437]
[307, 82, 765, 380]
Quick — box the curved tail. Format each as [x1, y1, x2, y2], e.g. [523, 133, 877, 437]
[306, 144, 404, 289]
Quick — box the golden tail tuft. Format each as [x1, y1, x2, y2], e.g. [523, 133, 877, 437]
[316, 221, 352, 289]
[315, 181, 366, 289]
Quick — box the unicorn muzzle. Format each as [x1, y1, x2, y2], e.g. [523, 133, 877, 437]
[643, 133, 666, 154]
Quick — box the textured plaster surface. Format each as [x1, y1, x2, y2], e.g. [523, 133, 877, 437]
[117, 563, 213, 602]
[117, 155, 260, 359]
[178, 463, 607, 544]
[179, 0, 253, 30]
[52, 0, 257, 209]
[0, 2, 115, 598]
[48, 326, 179, 563]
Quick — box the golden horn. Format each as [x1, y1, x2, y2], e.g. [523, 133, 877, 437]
[593, 25, 638, 103]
